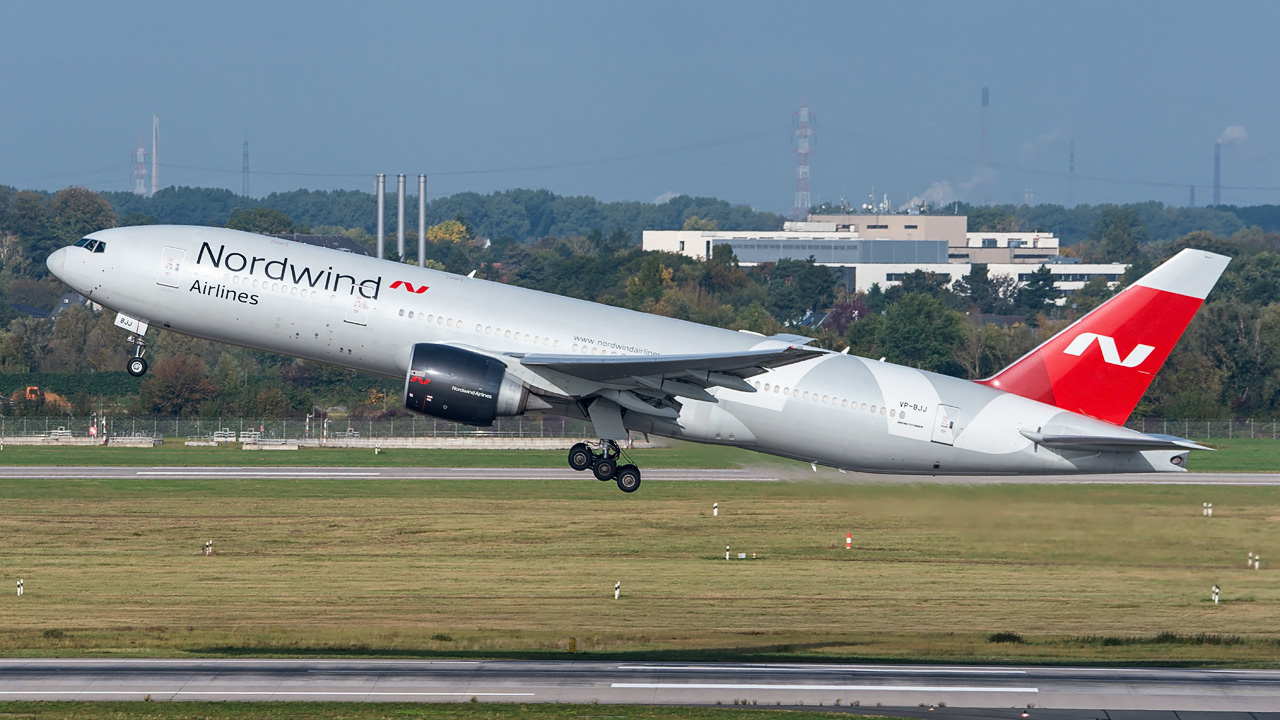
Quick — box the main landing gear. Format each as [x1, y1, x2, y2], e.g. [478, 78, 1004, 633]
[568, 440, 641, 493]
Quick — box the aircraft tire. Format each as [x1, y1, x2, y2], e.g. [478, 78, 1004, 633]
[568, 443, 593, 471]
[615, 464, 641, 493]
[592, 456, 617, 481]
[127, 357, 148, 377]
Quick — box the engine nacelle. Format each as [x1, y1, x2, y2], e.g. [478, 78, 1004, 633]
[403, 343, 530, 426]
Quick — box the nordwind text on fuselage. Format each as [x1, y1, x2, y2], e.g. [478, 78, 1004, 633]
[196, 242, 383, 299]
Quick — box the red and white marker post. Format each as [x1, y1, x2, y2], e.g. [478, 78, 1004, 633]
[845, 533, 852, 550]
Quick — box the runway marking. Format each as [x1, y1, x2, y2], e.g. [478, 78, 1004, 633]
[135, 472, 382, 477]
[0, 686, 535, 691]
[616, 665, 1026, 674]
[610, 683, 1037, 693]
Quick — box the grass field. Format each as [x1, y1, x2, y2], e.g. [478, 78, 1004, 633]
[0, 703, 901, 720]
[0, 472, 1278, 666]
[1187, 438, 1280, 472]
[0, 435, 1273, 472]
[0, 441, 757, 469]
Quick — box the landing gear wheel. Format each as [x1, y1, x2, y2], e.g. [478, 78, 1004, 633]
[592, 456, 617, 482]
[568, 443, 593, 472]
[615, 464, 641, 493]
[126, 357, 148, 377]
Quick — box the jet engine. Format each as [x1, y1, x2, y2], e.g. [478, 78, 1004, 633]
[403, 343, 533, 426]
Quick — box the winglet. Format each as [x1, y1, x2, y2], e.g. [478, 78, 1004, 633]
[978, 249, 1230, 425]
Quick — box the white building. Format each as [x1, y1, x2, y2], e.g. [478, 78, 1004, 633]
[642, 221, 1124, 295]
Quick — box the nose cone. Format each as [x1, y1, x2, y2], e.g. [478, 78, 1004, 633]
[46, 247, 68, 280]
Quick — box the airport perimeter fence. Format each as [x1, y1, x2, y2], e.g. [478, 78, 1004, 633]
[1125, 418, 1279, 440]
[2, 415, 1276, 442]
[0, 415, 595, 441]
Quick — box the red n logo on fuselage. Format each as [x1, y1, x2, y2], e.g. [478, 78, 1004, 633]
[390, 281, 429, 294]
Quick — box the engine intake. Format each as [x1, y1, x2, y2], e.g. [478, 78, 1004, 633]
[403, 343, 530, 426]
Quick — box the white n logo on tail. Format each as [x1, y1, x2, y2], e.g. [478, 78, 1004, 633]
[1063, 333, 1154, 368]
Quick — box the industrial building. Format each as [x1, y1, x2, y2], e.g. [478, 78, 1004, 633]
[641, 214, 1126, 294]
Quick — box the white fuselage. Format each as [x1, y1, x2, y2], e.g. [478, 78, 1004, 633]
[49, 226, 1186, 475]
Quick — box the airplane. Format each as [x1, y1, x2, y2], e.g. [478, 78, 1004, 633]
[46, 226, 1229, 493]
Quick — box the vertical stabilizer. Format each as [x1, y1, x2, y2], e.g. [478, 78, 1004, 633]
[977, 249, 1230, 424]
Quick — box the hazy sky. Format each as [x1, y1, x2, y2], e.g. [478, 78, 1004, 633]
[3, 1, 1278, 213]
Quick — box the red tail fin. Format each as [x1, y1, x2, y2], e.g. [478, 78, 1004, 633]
[977, 249, 1230, 424]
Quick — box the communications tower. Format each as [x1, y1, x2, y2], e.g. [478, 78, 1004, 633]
[792, 96, 815, 221]
[131, 135, 149, 196]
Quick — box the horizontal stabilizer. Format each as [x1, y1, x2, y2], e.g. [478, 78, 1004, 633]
[1021, 430, 1212, 453]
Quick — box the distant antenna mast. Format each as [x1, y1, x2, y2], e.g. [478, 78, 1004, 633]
[792, 95, 815, 221]
[980, 87, 990, 167]
[131, 135, 149, 196]
[1213, 141, 1222, 206]
[151, 115, 159, 197]
[242, 137, 250, 197]
[1068, 140, 1075, 206]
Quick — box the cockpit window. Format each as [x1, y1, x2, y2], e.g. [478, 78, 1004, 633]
[74, 238, 91, 248]
[93, 241, 106, 253]
[83, 240, 99, 252]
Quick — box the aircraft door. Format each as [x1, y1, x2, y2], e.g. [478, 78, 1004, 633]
[931, 404, 959, 446]
[344, 297, 370, 326]
[157, 247, 186, 288]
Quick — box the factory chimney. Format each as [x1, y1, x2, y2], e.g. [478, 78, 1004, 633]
[151, 115, 159, 197]
[376, 174, 386, 259]
[1213, 142, 1221, 206]
[397, 174, 406, 260]
[418, 174, 427, 268]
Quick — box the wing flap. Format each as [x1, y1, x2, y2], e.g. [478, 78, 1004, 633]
[519, 346, 824, 385]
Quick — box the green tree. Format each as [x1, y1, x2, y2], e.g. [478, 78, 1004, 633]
[759, 258, 837, 325]
[1067, 276, 1117, 314]
[137, 355, 219, 417]
[427, 219, 470, 244]
[49, 187, 116, 245]
[884, 270, 956, 307]
[952, 264, 1016, 314]
[117, 211, 157, 227]
[682, 215, 717, 231]
[1017, 265, 1059, 314]
[844, 313, 885, 359]
[878, 293, 966, 376]
[227, 207, 294, 234]
[1088, 207, 1147, 262]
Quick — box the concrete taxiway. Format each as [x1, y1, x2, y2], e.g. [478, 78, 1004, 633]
[0, 659, 1278, 717]
[0, 465, 1279, 484]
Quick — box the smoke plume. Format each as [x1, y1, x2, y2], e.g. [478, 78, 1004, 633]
[1218, 125, 1248, 146]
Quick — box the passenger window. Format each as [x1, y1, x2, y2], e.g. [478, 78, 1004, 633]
[93, 241, 106, 253]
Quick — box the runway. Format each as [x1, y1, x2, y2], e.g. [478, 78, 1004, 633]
[0, 659, 1278, 717]
[1, 465, 1280, 484]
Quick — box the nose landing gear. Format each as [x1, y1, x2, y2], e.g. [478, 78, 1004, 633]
[125, 334, 149, 377]
[567, 440, 642, 493]
[115, 313, 151, 377]
[126, 355, 148, 377]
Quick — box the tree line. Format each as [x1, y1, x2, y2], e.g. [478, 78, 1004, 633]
[2, 184, 1280, 420]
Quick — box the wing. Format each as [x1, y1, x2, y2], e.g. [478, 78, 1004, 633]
[513, 344, 827, 436]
